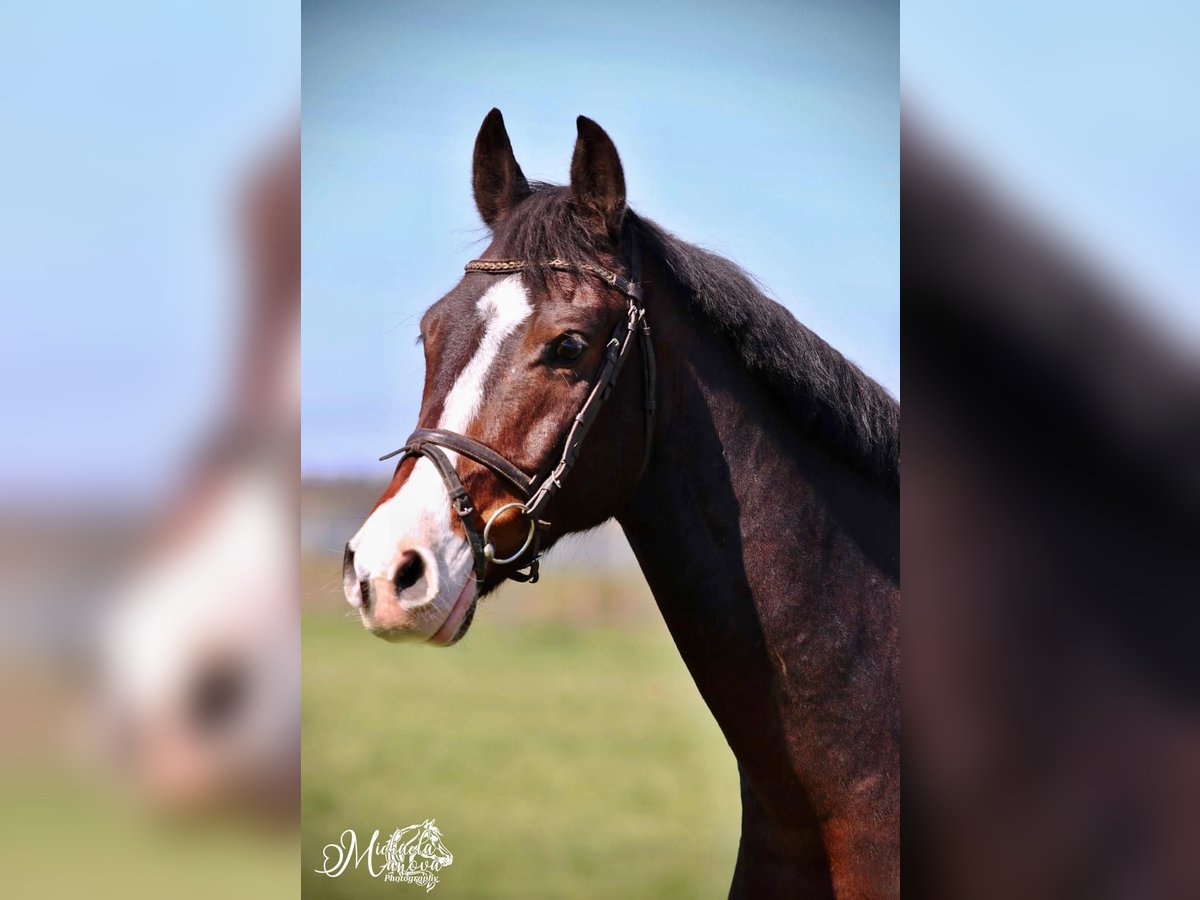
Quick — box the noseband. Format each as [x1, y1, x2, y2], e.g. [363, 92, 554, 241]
[380, 247, 656, 586]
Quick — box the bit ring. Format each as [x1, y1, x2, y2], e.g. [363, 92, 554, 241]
[482, 502, 537, 565]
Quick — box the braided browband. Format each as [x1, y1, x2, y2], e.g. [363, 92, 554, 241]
[464, 258, 644, 302]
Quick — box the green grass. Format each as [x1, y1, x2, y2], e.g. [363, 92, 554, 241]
[302, 611, 741, 899]
[0, 775, 298, 899]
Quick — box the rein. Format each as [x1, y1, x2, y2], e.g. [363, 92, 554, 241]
[379, 246, 655, 585]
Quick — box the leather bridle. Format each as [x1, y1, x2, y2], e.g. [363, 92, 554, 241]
[379, 244, 655, 586]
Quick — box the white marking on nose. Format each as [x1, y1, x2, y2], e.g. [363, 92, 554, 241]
[347, 276, 531, 604]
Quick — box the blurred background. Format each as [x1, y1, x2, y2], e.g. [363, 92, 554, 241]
[0, 2, 298, 897]
[904, 2, 1200, 897]
[301, 0, 896, 896]
[903, 0, 1200, 343]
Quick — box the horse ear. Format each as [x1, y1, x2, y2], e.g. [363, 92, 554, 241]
[472, 108, 530, 228]
[570, 116, 626, 240]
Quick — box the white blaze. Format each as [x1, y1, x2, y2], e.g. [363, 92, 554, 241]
[348, 276, 531, 602]
[439, 276, 532, 438]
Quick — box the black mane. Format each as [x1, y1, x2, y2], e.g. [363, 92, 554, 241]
[491, 185, 900, 490]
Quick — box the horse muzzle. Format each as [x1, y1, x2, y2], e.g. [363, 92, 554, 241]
[342, 543, 477, 645]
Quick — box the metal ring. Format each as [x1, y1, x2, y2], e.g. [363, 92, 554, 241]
[482, 502, 537, 565]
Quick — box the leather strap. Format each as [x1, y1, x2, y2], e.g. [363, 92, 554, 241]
[382, 428, 536, 500]
[464, 257, 644, 302]
[523, 299, 642, 522]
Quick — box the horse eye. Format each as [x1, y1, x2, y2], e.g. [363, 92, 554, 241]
[555, 334, 586, 361]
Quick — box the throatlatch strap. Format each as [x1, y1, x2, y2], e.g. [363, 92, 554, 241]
[523, 299, 642, 523]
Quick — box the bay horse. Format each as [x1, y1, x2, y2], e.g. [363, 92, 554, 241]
[344, 109, 899, 898]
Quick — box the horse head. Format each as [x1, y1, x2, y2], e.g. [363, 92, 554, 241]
[344, 110, 651, 645]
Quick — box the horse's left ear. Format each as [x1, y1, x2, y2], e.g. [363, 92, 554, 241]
[570, 116, 626, 240]
[473, 108, 531, 228]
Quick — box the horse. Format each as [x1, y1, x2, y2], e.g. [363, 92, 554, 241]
[344, 109, 899, 898]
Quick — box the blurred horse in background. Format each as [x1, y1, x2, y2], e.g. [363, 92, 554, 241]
[904, 120, 1200, 899]
[96, 130, 299, 819]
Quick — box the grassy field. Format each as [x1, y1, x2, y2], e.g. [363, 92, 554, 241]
[0, 774, 298, 899]
[302, 575, 742, 899]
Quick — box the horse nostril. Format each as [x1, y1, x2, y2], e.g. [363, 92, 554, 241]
[393, 551, 425, 593]
[360, 579, 371, 611]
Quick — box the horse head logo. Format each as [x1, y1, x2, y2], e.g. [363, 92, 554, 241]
[381, 819, 454, 876]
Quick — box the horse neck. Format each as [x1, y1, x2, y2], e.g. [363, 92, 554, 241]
[616, 265, 899, 820]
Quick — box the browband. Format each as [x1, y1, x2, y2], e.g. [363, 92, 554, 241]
[463, 257, 644, 302]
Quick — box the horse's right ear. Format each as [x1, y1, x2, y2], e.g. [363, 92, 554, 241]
[472, 108, 530, 228]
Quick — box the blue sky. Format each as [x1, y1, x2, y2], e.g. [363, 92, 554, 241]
[302, 0, 899, 476]
[4, 3, 1194, 497]
[0, 2, 297, 502]
[903, 1, 1200, 344]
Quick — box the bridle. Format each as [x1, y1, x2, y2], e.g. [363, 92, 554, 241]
[379, 241, 655, 586]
